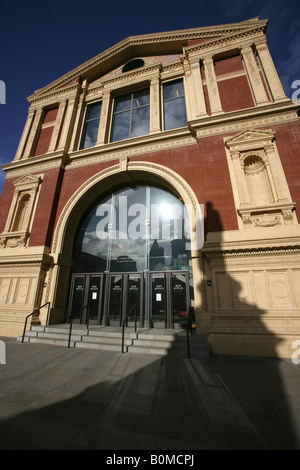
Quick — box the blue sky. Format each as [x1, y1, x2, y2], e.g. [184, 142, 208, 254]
[0, 0, 299, 194]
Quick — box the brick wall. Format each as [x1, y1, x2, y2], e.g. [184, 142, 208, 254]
[0, 178, 15, 233]
[33, 106, 59, 156]
[218, 75, 254, 112]
[3, 121, 297, 250]
[214, 54, 244, 76]
[272, 121, 300, 210]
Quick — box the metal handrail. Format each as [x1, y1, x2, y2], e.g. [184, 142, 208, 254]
[22, 301, 51, 343]
[121, 304, 138, 354]
[68, 303, 90, 348]
[186, 305, 195, 358]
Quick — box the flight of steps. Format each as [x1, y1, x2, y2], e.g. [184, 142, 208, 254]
[18, 324, 210, 357]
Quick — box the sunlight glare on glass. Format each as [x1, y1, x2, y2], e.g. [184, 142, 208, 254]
[159, 203, 173, 218]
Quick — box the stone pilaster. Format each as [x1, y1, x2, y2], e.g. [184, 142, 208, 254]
[255, 41, 286, 102]
[203, 56, 223, 114]
[241, 45, 269, 105]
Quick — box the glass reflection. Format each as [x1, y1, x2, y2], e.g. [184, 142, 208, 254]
[111, 89, 150, 142]
[163, 79, 187, 131]
[72, 185, 191, 274]
[80, 102, 102, 149]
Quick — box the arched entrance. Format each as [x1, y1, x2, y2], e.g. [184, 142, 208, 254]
[47, 162, 203, 329]
[67, 184, 193, 328]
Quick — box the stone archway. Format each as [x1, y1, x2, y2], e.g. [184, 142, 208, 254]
[45, 161, 204, 326]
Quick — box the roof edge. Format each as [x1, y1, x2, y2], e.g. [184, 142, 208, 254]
[27, 17, 268, 103]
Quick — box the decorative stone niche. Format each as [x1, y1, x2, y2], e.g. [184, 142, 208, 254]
[0, 174, 42, 248]
[225, 129, 296, 229]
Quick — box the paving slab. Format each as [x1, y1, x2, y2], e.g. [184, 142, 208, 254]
[0, 337, 300, 450]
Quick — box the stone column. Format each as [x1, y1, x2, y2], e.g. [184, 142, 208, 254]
[264, 144, 290, 202]
[97, 89, 111, 144]
[150, 74, 161, 133]
[57, 96, 78, 151]
[23, 107, 44, 158]
[203, 56, 223, 114]
[69, 80, 88, 151]
[231, 151, 250, 206]
[241, 45, 269, 105]
[186, 58, 208, 119]
[255, 42, 286, 102]
[14, 108, 36, 160]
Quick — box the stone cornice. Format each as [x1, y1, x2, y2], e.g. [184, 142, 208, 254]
[2, 151, 68, 179]
[183, 24, 267, 58]
[27, 19, 267, 102]
[190, 101, 300, 138]
[0, 246, 51, 265]
[88, 63, 163, 95]
[66, 128, 197, 169]
[28, 84, 81, 106]
[202, 225, 300, 256]
[2, 101, 298, 178]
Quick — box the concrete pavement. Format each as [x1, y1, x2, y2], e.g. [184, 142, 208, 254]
[0, 336, 300, 450]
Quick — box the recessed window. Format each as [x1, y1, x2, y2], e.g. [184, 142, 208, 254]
[110, 88, 150, 142]
[163, 78, 187, 130]
[122, 58, 145, 73]
[80, 101, 102, 149]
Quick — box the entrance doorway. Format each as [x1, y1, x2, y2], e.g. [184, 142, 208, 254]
[67, 184, 195, 329]
[67, 270, 190, 329]
[150, 271, 190, 329]
[68, 274, 103, 324]
[107, 273, 143, 327]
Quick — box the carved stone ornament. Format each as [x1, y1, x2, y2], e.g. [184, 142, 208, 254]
[238, 203, 295, 228]
[0, 231, 29, 249]
[252, 214, 281, 227]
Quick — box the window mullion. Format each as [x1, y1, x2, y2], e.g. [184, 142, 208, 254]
[129, 93, 134, 138]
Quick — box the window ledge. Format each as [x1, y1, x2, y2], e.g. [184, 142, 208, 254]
[68, 126, 197, 166]
[238, 202, 296, 228]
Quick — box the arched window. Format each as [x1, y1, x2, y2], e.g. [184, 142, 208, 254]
[122, 58, 145, 73]
[72, 185, 192, 274]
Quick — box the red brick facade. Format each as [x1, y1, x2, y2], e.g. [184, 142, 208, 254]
[1, 20, 299, 357]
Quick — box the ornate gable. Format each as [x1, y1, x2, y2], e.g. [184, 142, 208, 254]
[225, 129, 275, 152]
[27, 18, 267, 104]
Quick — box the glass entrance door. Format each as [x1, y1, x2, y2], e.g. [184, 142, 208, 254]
[88, 275, 104, 323]
[107, 273, 143, 327]
[68, 270, 189, 329]
[68, 274, 103, 324]
[150, 271, 190, 328]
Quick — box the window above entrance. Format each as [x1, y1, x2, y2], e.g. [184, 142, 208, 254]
[78, 74, 188, 149]
[72, 185, 192, 275]
[110, 88, 150, 142]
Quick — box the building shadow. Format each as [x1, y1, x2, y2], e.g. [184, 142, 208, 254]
[0, 336, 298, 450]
[0, 204, 299, 450]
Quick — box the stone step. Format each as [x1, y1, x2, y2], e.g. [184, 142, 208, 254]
[21, 336, 75, 348]
[88, 328, 138, 340]
[74, 341, 123, 352]
[18, 324, 209, 357]
[82, 335, 133, 346]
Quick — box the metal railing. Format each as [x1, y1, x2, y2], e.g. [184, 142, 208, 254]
[68, 303, 90, 348]
[121, 304, 138, 354]
[186, 305, 195, 359]
[22, 301, 51, 343]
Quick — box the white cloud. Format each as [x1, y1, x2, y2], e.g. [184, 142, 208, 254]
[278, 19, 300, 96]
